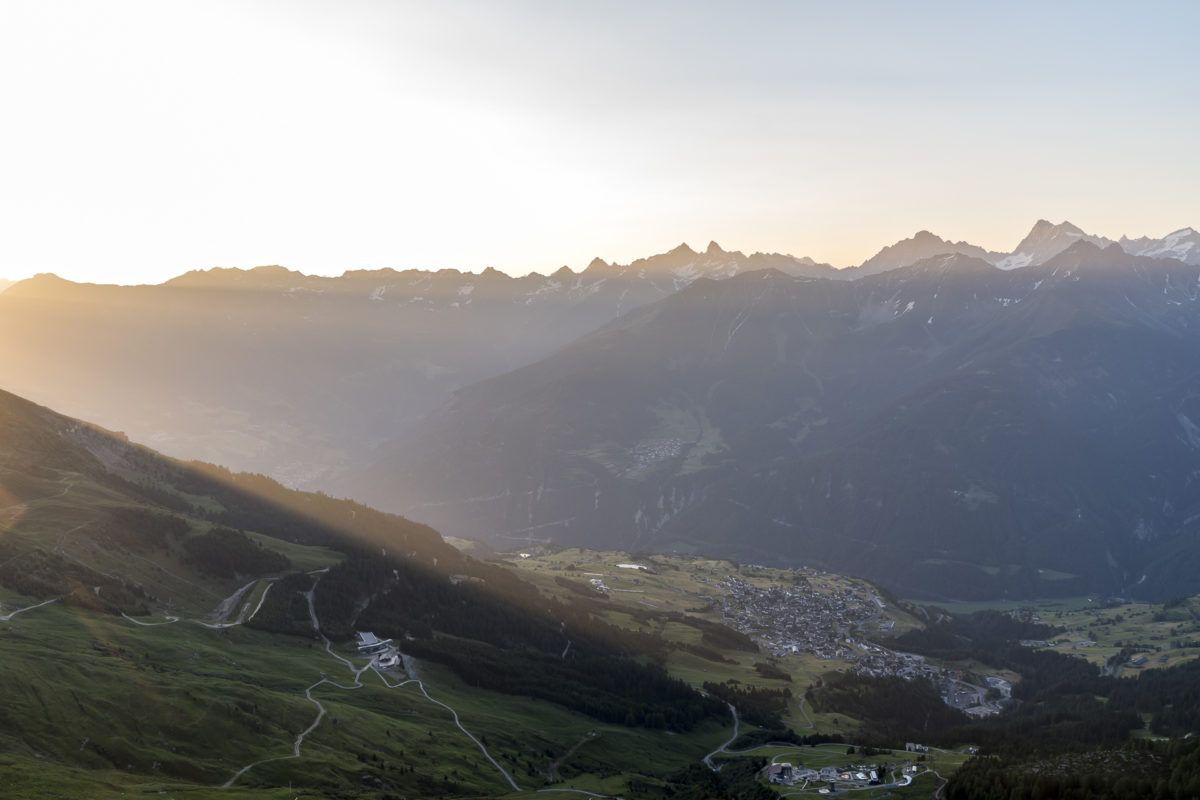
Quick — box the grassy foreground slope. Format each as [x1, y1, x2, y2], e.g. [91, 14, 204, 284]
[16, 384, 1200, 798]
[0, 597, 736, 799]
[0, 388, 751, 797]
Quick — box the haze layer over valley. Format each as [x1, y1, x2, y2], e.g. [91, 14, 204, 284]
[4, 221, 1200, 602]
[0, 241, 832, 487]
[6, 3, 1200, 796]
[355, 237, 1200, 601]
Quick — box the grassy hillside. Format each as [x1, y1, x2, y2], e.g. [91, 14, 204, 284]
[8, 386, 1198, 797]
[0, 389, 769, 796]
[0, 592, 735, 799]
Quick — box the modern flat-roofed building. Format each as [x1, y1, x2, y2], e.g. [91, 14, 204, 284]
[355, 631, 392, 655]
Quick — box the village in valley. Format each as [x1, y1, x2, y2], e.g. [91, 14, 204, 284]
[706, 570, 1009, 718]
[505, 549, 1012, 724]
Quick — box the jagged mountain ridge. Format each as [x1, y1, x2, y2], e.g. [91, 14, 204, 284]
[852, 220, 1198, 274]
[845, 230, 1002, 277]
[1, 220, 1192, 492]
[993, 219, 1113, 269]
[1121, 227, 1200, 265]
[350, 241, 1200, 601]
[0, 243, 833, 486]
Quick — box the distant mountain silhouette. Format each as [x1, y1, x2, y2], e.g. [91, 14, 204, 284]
[3, 220, 1196, 588]
[350, 242, 1200, 601]
[0, 244, 828, 484]
[993, 220, 1112, 269]
[846, 230, 1000, 277]
[1120, 227, 1200, 265]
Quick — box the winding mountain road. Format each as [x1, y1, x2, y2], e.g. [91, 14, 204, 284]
[702, 702, 739, 771]
[221, 574, 520, 791]
[0, 598, 57, 621]
[796, 696, 814, 729]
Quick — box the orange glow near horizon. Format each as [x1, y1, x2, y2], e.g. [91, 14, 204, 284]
[0, 3, 1195, 286]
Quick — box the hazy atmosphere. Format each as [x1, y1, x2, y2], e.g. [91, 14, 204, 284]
[2, 0, 1197, 283]
[5, 4, 1200, 799]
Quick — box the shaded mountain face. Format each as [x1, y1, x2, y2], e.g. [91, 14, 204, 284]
[855, 220, 1197, 275]
[0, 385, 463, 614]
[994, 219, 1113, 269]
[1, 222, 1188, 492]
[351, 242, 1200, 601]
[0, 245, 831, 486]
[838, 220, 1179, 276]
[847, 230, 1000, 277]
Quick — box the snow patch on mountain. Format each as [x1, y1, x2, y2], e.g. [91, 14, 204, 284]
[1178, 413, 1200, 450]
[1123, 228, 1200, 265]
[995, 252, 1035, 270]
[997, 220, 1113, 270]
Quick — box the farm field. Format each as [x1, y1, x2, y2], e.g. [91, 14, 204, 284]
[917, 594, 1200, 675]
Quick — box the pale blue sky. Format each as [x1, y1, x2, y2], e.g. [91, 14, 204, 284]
[1, 0, 1196, 283]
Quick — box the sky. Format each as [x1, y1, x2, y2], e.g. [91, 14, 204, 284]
[1, 0, 1198, 284]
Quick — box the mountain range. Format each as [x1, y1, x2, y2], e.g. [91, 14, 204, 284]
[1, 219, 1190, 484]
[349, 240, 1200, 601]
[3, 219, 1199, 601]
[0, 242, 834, 486]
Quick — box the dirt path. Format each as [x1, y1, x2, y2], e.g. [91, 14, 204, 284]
[932, 768, 947, 799]
[223, 573, 520, 792]
[240, 581, 273, 623]
[118, 580, 274, 630]
[702, 702, 739, 770]
[221, 678, 329, 787]
[796, 696, 814, 729]
[121, 612, 180, 626]
[0, 598, 57, 621]
[411, 676, 521, 791]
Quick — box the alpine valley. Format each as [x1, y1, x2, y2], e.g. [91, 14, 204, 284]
[5, 385, 1200, 799]
[4, 221, 1200, 602]
[355, 237, 1200, 602]
[6, 220, 1200, 799]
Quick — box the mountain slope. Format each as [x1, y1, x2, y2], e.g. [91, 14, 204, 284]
[0, 384, 463, 614]
[352, 243, 1200, 601]
[1121, 226, 1200, 265]
[847, 230, 1000, 277]
[1, 222, 1191, 494]
[0, 387, 740, 796]
[0, 244, 831, 487]
[994, 219, 1112, 269]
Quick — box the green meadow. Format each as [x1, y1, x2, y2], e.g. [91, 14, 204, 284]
[0, 592, 735, 799]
